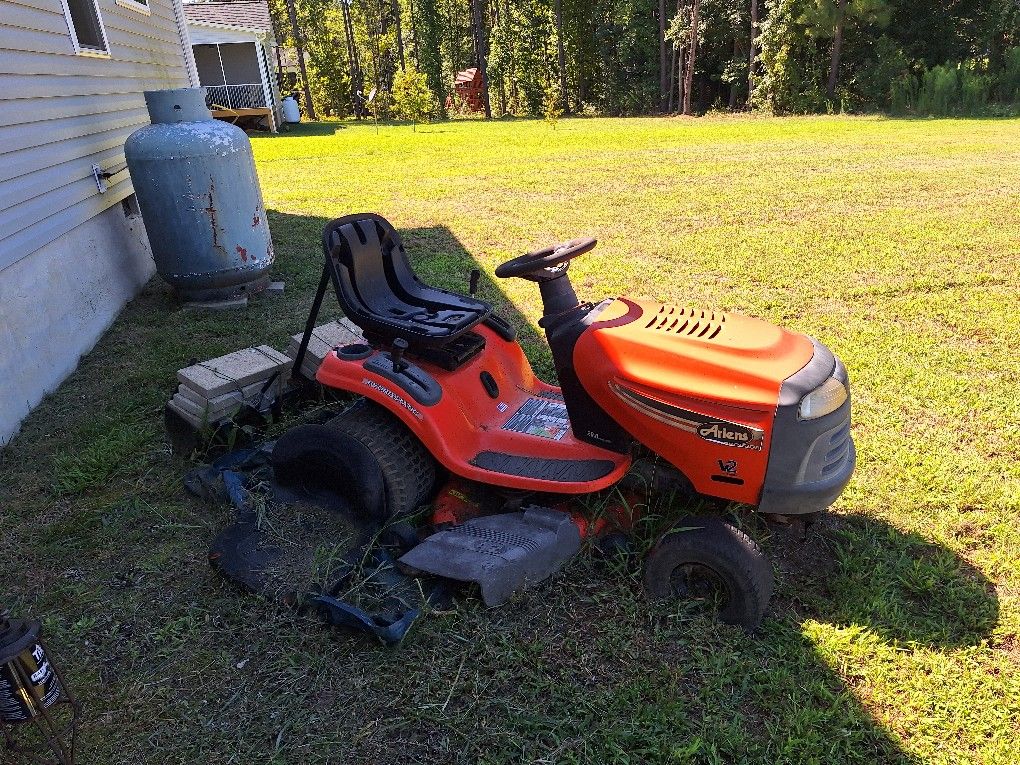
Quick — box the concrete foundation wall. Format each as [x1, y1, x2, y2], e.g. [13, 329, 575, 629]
[0, 202, 155, 446]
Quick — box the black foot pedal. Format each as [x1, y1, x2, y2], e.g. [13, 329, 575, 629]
[398, 506, 581, 605]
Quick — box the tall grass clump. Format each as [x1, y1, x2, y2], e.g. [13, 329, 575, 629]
[892, 53, 1020, 117]
[917, 65, 990, 116]
[995, 47, 1020, 105]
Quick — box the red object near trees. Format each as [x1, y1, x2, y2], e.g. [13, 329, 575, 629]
[446, 67, 485, 112]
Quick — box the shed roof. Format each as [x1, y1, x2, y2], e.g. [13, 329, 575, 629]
[183, 1, 274, 33]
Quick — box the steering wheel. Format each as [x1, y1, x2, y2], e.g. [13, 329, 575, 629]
[494, 237, 597, 280]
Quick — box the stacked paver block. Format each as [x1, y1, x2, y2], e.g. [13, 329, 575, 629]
[285, 318, 364, 379]
[168, 345, 292, 428]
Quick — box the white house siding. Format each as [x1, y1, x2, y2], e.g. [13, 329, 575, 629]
[0, 0, 193, 444]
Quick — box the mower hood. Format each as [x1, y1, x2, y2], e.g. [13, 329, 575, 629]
[576, 298, 815, 412]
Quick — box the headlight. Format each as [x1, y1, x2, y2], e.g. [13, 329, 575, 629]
[799, 376, 848, 420]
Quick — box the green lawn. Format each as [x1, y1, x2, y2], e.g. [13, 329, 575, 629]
[3, 114, 1019, 764]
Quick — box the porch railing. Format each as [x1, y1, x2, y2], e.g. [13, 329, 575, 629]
[204, 84, 267, 111]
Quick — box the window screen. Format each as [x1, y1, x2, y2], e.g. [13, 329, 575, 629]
[66, 0, 107, 52]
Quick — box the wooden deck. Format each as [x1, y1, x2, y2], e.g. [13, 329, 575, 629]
[209, 106, 273, 130]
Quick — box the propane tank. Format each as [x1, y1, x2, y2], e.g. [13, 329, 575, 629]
[125, 87, 274, 302]
[281, 95, 301, 123]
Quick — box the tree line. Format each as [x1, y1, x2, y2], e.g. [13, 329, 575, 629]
[269, 0, 1020, 120]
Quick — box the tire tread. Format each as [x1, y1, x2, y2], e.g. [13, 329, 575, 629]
[327, 398, 436, 517]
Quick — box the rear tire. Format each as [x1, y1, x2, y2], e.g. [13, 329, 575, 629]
[326, 398, 437, 518]
[271, 424, 386, 520]
[643, 516, 773, 630]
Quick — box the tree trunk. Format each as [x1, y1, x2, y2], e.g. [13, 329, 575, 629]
[490, 0, 507, 115]
[497, 75, 507, 116]
[826, 0, 848, 100]
[470, 0, 492, 117]
[371, 29, 382, 93]
[728, 35, 739, 108]
[267, 10, 285, 90]
[392, 0, 406, 70]
[377, 0, 396, 90]
[682, 0, 700, 115]
[667, 43, 678, 112]
[989, 29, 1005, 73]
[448, 2, 459, 72]
[408, 0, 419, 68]
[501, 0, 518, 109]
[554, 0, 569, 113]
[658, 0, 667, 111]
[667, 0, 681, 112]
[341, 0, 364, 117]
[285, 0, 317, 120]
[748, 0, 758, 106]
[678, 47, 685, 112]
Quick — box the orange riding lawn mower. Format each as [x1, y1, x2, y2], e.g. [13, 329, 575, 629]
[249, 213, 854, 631]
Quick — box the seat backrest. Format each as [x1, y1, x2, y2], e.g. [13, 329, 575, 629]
[327, 216, 420, 318]
[321, 213, 493, 347]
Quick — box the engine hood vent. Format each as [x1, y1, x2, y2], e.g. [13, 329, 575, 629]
[644, 304, 726, 340]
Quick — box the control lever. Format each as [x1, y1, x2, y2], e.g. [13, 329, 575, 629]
[391, 338, 409, 373]
[469, 268, 481, 296]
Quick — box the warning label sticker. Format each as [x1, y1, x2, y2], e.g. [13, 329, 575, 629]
[502, 397, 571, 441]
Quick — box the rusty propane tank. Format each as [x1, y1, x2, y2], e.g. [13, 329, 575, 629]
[125, 87, 274, 301]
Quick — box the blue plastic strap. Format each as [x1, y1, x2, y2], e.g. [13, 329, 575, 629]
[312, 595, 420, 645]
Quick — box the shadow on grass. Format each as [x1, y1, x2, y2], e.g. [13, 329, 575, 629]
[879, 111, 1020, 122]
[263, 209, 999, 762]
[742, 511, 1000, 764]
[253, 122, 347, 139]
[776, 514, 998, 648]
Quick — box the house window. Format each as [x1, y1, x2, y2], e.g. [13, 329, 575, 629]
[116, 0, 150, 15]
[61, 0, 110, 55]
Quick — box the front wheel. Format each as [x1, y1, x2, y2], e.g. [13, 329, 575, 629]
[643, 517, 773, 630]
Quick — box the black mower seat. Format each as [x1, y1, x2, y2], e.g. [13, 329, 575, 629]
[322, 213, 493, 349]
